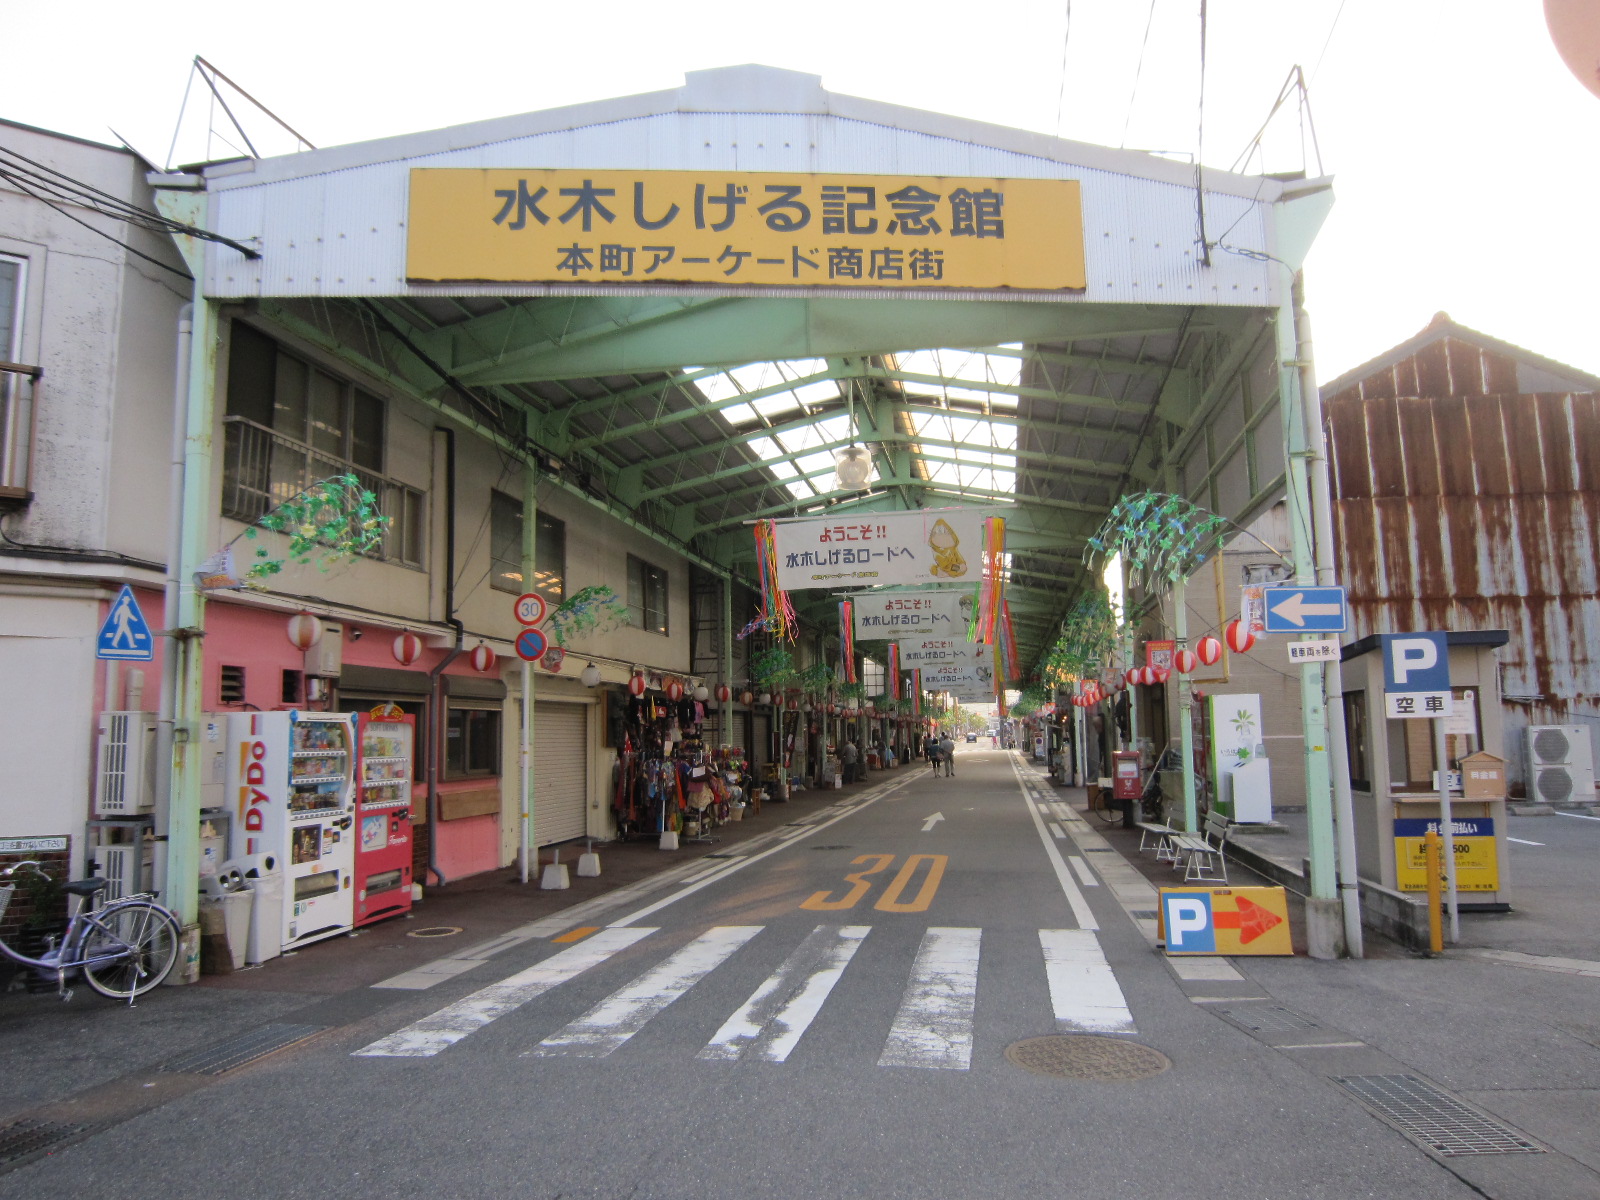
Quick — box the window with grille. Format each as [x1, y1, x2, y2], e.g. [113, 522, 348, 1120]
[222, 322, 424, 567]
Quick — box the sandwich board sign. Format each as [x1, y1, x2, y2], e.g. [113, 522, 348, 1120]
[1159, 887, 1293, 955]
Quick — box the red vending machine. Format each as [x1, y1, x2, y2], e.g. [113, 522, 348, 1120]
[353, 705, 415, 927]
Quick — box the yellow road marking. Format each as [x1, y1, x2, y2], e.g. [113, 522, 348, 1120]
[801, 854, 894, 910]
[552, 926, 601, 943]
[876, 855, 948, 913]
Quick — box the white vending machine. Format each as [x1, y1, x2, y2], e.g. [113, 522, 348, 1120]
[227, 710, 357, 952]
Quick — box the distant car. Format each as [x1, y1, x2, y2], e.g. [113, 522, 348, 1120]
[966, 732, 978, 742]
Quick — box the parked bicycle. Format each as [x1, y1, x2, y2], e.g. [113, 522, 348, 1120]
[0, 860, 181, 1003]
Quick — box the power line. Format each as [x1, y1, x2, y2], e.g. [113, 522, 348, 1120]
[1054, 0, 1074, 137]
[1120, 0, 1160, 149]
[1309, 0, 1348, 84]
[1195, 0, 1211, 267]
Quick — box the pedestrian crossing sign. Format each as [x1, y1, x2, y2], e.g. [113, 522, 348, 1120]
[96, 585, 155, 661]
[1159, 887, 1292, 956]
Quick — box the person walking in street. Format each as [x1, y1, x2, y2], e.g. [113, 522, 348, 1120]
[926, 735, 942, 774]
[939, 731, 956, 776]
[841, 738, 859, 784]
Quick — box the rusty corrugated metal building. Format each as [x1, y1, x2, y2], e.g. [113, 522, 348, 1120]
[1324, 313, 1600, 795]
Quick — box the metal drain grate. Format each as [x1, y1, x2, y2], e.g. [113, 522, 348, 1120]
[1004, 1035, 1171, 1081]
[0, 1119, 92, 1167]
[1219, 1005, 1320, 1033]
[1129, 910, 1158, 920]
[161, 1023, 326, 1076]
[1333, 1075, 1544, 1156]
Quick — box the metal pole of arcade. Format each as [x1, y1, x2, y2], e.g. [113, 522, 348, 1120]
[1174, 576, 1198, 834]
[519, 450, 539, 885]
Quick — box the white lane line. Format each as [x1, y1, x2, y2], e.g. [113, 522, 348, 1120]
[1506, 837, 1545, 846]
[354, 927, 657, 1057]
[1460, 948, 1600, 978]
[1008, 758, 1097, 930]
[1556, 811, 1600, 822]
[699, 924, 870, 1063]
[608, 776, 916, 928]
[1049, 823, 1066, 840]
[530, 926, 763, 1058]
[1039, 929, 1135, 1034]
[1067, 856, 1100, 887]
[879, 926, 982, 1070]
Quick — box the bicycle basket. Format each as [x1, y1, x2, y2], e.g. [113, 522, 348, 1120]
[0, 883, 13, 924]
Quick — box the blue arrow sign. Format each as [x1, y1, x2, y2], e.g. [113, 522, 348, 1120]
[1262, 585, 1347, 633]
[96, 585, 155, 661]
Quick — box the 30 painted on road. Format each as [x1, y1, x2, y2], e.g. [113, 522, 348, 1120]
[803, 854, 948, 913]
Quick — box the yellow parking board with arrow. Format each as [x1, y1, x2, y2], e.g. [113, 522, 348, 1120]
[1158, 887, 1293, 956]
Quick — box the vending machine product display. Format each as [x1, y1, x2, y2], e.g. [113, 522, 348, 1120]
[227, 711, 356, 951]
[353, 706, 415, 927]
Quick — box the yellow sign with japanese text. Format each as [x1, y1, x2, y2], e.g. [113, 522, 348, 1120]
[406, 169, 1085, 291]
[1394, 817, 1500, 892]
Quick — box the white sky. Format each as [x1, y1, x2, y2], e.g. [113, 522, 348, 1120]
[8, 1, 1597, 381]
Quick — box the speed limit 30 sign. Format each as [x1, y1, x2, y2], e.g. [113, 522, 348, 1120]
[513, 592, 547, 626]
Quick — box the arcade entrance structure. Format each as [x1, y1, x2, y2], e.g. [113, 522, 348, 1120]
[155, 65, 1352, 954]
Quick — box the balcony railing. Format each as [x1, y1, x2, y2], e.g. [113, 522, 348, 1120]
[221, 416, 426, 568]
[0, 360, 41, 510]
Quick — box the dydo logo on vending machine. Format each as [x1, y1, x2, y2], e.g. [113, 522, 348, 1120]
[236, 714, 272, 852]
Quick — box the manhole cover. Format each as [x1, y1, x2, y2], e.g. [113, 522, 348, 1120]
[406, 926, 463, 939]
[1004, 1035, 1171, 1081]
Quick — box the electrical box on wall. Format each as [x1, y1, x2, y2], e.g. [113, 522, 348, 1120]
[304, 621, 344, 678]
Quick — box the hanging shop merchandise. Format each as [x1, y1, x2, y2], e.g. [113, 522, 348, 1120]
[611, 685, 752, 843]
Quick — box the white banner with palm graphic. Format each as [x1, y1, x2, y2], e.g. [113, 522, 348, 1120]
[1207, 694, 1271, 822]
[773, 509, 988, 590]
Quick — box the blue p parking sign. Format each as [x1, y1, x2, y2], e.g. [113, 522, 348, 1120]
[1381, 632, 1451, 719]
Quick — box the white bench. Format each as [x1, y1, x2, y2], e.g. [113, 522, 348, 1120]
[1168, 810, 1232, 883]
[1135, 821, 1178, 861]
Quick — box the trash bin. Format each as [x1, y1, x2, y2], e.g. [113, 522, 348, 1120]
[199, 871, 253, 972]
[223, 854, 282, 965]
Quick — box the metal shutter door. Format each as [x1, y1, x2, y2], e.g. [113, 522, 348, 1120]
[535, 702, 588, 846]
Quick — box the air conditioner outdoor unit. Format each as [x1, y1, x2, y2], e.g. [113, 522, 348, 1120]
[1526, 724, 1596, 805]
[94, 711, 158, 816]
[95, 843, 150, 902]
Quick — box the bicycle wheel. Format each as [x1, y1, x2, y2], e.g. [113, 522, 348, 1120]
[81, 901, 182, 999]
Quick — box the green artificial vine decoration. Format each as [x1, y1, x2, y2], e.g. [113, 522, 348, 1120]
[239, 474, 390, 582]
[750, 646, 797, 687]
[797, 662, 837, 692]
[544, 585, 629, 648]
[1083, 491, 1231, 592]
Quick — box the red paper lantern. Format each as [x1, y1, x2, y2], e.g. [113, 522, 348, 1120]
[286, 611, 322, 651]
[715, 683, 731, 704]
[392, 632, 423, 666]
[665, 679, 685, 702]
[739, 690, 754, 705]
[1153, 667, 1171, 684]
[1125, 668, 1140, 687]
[470, 643, 496, 673]
[1196, 634, 1223, 666]
[628, 673, 647, 697]
[1225, 619, 1256, 654]
[1174, 648, 1197, 674]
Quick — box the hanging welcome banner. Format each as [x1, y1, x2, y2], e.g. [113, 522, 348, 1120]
[851, 589, 973, 638]
[897, 637, 993, 670]
[773, 509, 992, 590]
[920, 658, 996, 690]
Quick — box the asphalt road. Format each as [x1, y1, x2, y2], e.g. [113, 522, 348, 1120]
[4, 749, 1596, 1199]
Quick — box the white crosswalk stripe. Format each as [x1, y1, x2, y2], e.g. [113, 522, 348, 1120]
[878, 927, 982, 1069]
[1040, 929, 1135, 1033]
[699, 924, 870, 1063]
[354, 927, 657, 1058]
[353, 922, 1137, 1063]
[530, 925, 763, 1058]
